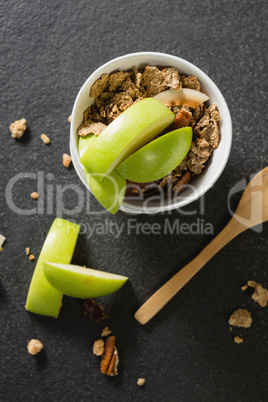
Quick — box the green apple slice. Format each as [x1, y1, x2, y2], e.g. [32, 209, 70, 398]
[43, 262, 128, 298]
[26, 219, 80, 317]
[79, 136, 126, 214]
[78, 133, 96, 157]
[83, 167, 126, 214]
[80, 98, 175, 178]
[116, 127, 193, 183]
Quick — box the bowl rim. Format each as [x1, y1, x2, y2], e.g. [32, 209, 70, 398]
[70, 51, 232, 214]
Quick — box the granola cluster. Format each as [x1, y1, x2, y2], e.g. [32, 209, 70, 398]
[78, 65, 221, 196]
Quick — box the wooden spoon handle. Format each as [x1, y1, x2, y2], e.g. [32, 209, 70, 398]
[135, 218, 246, 325]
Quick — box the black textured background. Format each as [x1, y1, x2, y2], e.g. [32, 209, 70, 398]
[1, 1, 268, 401]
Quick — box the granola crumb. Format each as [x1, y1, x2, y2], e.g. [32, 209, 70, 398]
[31, 192, 39, 200]
[101, 326, 112, 337]
[40, 133, 50, 144]
[9, 118, 27, 138]
[0, 247, 3, 252]
[93, 339, 105, 356]
[27, 339, 43, 355]
[229, 308, 252, 328]
[137, 378, 146, 386]
[63, 153, 72, 168]
[229, 326, 233, 331]
[68, 114, 72, 123]
[251, 283, 268, 307]
[247, 280, 257, 288]
[25, 247, 30, 256]
[241, 284, 248, 291]
[29, 254, 35, 261]
[234, 336, 243, 344]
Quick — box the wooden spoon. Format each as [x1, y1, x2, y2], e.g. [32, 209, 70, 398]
[135, 167, 268, 325]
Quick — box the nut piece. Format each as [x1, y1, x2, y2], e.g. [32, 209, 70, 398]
[137, 378, 146, 386]
[40, 133, 50, 144]
[63, 153, 72, 168]
[100, 336, 118, 376]
[101, 326, 112, 337]
[31, 192, 39, 199]
[29, 254, 35, 261]
[229, 308, 252, 328]
[251, 283, 268, 307]
[68, 114, 72, 123]
[241, 284, 248, 291]
[234, 336, 243, 344]
[247, 280, 257, 288]
[27, 339, 43, 355]
[93, 339, 105, 356]
[10, 118, 27, 138]
[25, 247, 30, 256]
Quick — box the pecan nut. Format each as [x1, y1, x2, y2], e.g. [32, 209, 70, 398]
[100, 336, 119, 376]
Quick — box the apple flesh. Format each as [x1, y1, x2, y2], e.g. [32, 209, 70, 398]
[43, 262, 128, 298]
[80, 98, 175, 178]
[25, 219, 80, 317]
[79, 136, 126, 214]
[116, 127, 193, 183]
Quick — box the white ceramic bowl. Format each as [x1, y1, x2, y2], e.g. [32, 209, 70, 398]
[70, 52, 232, 214]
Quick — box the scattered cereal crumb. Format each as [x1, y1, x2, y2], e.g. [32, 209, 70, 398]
[25, 247, 30, 256]
[29, 254, 35, 261]
[31, 192, 39, 200]
[101, 326, 112, 337]
[0, 247, 3, 252]
[93, 339, 105, 356]
[241, 284, 248, 291]
[251, 283, 268, 307]
[137, 378, 146, 386]
[63, 153, 72, 168]
[0, 234, 6, 248]
[229, 327, 233, 331]
[9, 118, 27, 138]
[27, 339, 43, 355]
[68, 114, 72, 123]
[234, 336, 243, 344]
[229, 308, 252, 328]
[40, 133, 50, 144]
[247, 280, 257, 288]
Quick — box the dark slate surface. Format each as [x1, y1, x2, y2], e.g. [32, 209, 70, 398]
[0, 1, 267, 401]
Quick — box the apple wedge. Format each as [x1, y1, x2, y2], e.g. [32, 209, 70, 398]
[78, 133, 97, 157]
[79, 136, 126, 214]
[83, 167, 126, 214]
[116, 127, 193, 183]
[80, 98, 175, 178]
[26, 219, 80, 318]
[154, 88, 209, 108]
[43, 262, 128, 298]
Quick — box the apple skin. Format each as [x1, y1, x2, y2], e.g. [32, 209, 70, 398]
[116, 127, 193, 183]
[26, 219, 80, 318]
[80, 98, 175, 178]
[83, 167, 126, 215]
[79, 136, 126, 214]
[43, 262, 128, 298]
[78, 133, 96, 157]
